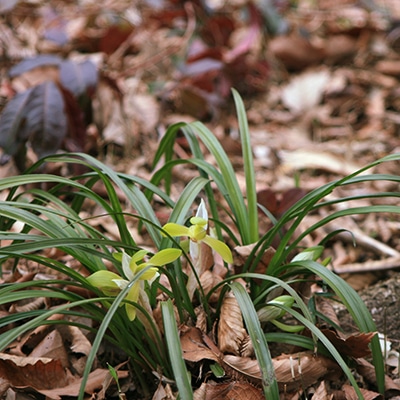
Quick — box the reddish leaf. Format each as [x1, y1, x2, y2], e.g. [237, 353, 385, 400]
[257, 188, 307, 218]
[60, 59, 98, 97]
[58, 86, 86, 153]
[8, 55, 62, 78]
[0, 87, 34, 158]
[200, 14, 235, 47]
[26, 81, 68, 159]
[99, 23, 133, 55]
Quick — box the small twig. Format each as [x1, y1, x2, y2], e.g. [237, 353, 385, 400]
[333, 256, 400, 274]
[325, 223, 400, 258]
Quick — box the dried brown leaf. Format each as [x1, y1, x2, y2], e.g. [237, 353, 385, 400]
[273, 352, 342, 392]
[312, 381, 329, 399]
[222, 355, 262, 383]
[233, 244, 275, 277]
[180, 326, 219, 363]
[355, 358, 400, 395]
[194, 381, 263, 400]
[18, 314, 65, 355]
[58, 325, 92, 375]
[199, 270, 223, 303]
[29, 329, 69, 369]
[316, 296, 341, 330]
[342, 384, 381, 400]
[37, 368, 129, 400]
[0, 353, 71, 391]
[218, 290, 248, 355]
[321, 330, 375, 358]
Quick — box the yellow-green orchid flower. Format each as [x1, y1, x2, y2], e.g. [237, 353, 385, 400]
[162, 199, 233, 264]
[87, 248, 181, 321]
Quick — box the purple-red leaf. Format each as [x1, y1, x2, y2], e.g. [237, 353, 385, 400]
[60, 60, 98, 97]
[0, 87, 35, 156]
[9, 55, 62, 78]
[26, 81, 68, 159]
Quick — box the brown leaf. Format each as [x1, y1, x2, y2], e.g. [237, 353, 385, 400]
[222, 355, 262, 383]
[273, 352, 342, 392]
[58, 325, 92, 375]
[355, 358, 400, 396]
[218, 289, 248, 355]
[342, 384, 381, 400]
[315, 296, 342, 329]
[199, 270, 223, 303]
[233, 243, 275, 276]
[194, 381, 264, 400]
[321, 329, 375, 358]
[269, 33, 326, 71]
[180, 326, 219, 363]
[37, 368, 129, 400]
[0, 353, 71, 390]
[29, 329, 69, 369]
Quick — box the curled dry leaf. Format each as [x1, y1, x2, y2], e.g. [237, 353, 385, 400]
[199, 270, 223, 303]
[194, 381, 264, 400]
[315, 296, 342, 329]
[218, 290, 248, 355]
[222, 355, 262, 384]
[195, 305, 208, 333]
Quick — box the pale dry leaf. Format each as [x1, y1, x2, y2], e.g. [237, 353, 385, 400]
[123, 90, 160, 135]
[9, 296, 46, 314]
[312, 380, 329, 400]
[11, 65, 60, 93]
[222, 354, 262, 383]
[17, 314, 65, 355]
[152, 381, 176, 400]
[281, 68, 330, 115]
[273, 352, 342, 392]
[29, 329, 69, 369]
[342, 384, 381, 400]
[218, 290, 248, 355]
[279, 149, 362, 176]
